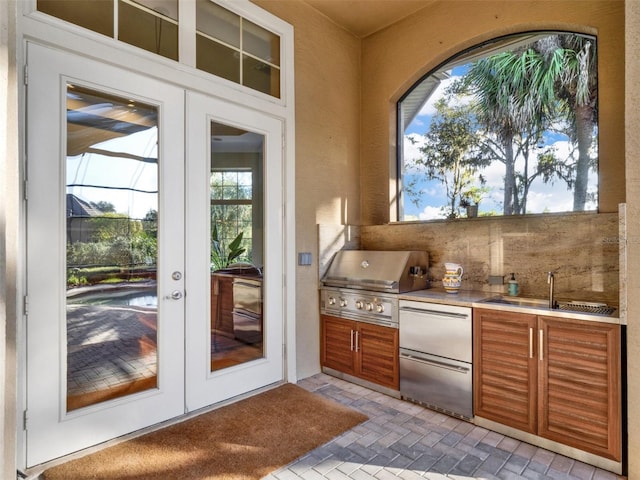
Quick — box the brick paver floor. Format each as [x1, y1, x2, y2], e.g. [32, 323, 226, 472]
[265, 373, 624, 480]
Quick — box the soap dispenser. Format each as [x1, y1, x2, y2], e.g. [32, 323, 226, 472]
[508, 273, 519, 296]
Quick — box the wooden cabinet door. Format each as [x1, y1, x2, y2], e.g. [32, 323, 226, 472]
[538, 316, 621, 461]
[321, 315, 356, 375]
[474, 308, 538, 434]
[357, 322, 399, 389]
[211, 274, 235, 336]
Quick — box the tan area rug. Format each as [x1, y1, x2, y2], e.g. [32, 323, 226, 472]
[43, 383, 368, 480]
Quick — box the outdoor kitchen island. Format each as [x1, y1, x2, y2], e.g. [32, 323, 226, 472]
[399, 288, 624, 475]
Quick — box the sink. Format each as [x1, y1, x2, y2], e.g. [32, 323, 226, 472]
[480, 296, 550, 309]
[480, 296, 617, 316]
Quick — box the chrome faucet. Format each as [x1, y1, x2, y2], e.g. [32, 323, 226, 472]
[547, 271, 557, 309]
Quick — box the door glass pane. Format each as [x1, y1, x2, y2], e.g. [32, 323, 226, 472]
[118, 0, 178, 61]
[209, 121, 264, 372]
[66, 84, 159, 411]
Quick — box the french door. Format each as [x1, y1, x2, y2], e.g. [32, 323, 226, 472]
[25, 43, 284, 467]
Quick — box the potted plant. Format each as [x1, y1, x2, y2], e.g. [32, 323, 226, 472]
[460, 185, 488, 218]
[211, 225, 246, 271]
[459, 197, 478, 218]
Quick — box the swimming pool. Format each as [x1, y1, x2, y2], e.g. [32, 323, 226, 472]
[67, 285, 158, 307]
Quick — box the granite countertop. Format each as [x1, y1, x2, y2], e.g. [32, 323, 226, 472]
[400, 288, 621, 325]
[399, 288, 488, 306]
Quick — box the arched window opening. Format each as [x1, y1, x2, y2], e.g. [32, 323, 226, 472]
[397, 32, 598, 221]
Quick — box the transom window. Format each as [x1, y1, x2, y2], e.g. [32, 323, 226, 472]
[36, 0, 281, 98]
[398, 32, 598, 221]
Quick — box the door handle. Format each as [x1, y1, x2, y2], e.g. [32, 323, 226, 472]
[165, 290, 183, 300]
[529, 327, 534, 358]
[539, 329, 544, 360]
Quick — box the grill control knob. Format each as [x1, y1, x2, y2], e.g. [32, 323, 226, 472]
[339, 298, 348, 307]
[376, 304, 384, 313]
[365, 302, 374, 311]
[355, 300, 364, 309]
[328, 296, 336, 306]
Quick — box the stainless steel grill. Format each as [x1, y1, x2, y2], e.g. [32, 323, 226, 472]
[320, 250, 429, 327]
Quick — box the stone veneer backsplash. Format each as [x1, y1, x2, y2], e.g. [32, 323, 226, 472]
[319, 211, 620, 306]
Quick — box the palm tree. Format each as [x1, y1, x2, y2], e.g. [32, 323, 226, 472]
[460, 47, 558, 214]
[535, 34, 597, 210]
[460, 34, 596, 213]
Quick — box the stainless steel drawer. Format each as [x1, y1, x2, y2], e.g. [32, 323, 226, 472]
[399, 300, 472, 362]
[399, 348, 472, 419]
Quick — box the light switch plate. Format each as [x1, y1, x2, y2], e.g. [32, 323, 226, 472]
[298, 252, 312, 265]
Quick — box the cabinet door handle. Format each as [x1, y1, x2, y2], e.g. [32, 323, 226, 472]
[350, 330, 354, 351]
[354, 331, 359, 352]
[539, 329, 544, 360]
[529, 327, 534, 358]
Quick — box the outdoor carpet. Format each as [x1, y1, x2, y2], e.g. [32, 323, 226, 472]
[42, 383, 368, 480]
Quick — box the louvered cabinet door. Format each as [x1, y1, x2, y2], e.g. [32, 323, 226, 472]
[474, 309, 538, 434]
[321, 315, 356, 376]
[357, 322, 399, 389]
[538, 317, 621, 461]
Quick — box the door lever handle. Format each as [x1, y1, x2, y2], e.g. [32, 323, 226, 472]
[164, 290, 183, 300]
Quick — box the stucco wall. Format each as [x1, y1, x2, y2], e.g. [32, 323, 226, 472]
[252, 0, 362, 379]
[625, 1, 639, 477]
[361, 0, 625, 224]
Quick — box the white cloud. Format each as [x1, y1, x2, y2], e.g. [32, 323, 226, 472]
[418, 205, 447, 220]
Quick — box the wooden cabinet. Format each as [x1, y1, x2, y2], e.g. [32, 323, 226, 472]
[473, 309, 538, 434]
[474, 308, 621, 462]
[537, 315, 621, 461]
[321, 314, 399, 390]
[211, 273, 235, 336]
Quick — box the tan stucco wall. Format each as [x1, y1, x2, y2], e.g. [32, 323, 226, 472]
[626, 1, 640, 477]
[361, 0, 625, 224]
[253, 0, 362, 379]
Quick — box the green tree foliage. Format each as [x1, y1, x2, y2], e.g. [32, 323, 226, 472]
[407, 95, 492, 218]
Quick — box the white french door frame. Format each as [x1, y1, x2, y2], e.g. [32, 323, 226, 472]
[185, 91, 285, 411]
[18, 3, 295, 470]
[25, 42, 187, 466]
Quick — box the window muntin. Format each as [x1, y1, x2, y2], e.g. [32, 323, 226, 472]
[398, 32, 598, 221]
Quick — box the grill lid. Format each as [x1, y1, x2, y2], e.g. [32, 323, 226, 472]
[321, 250, 428, 293]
